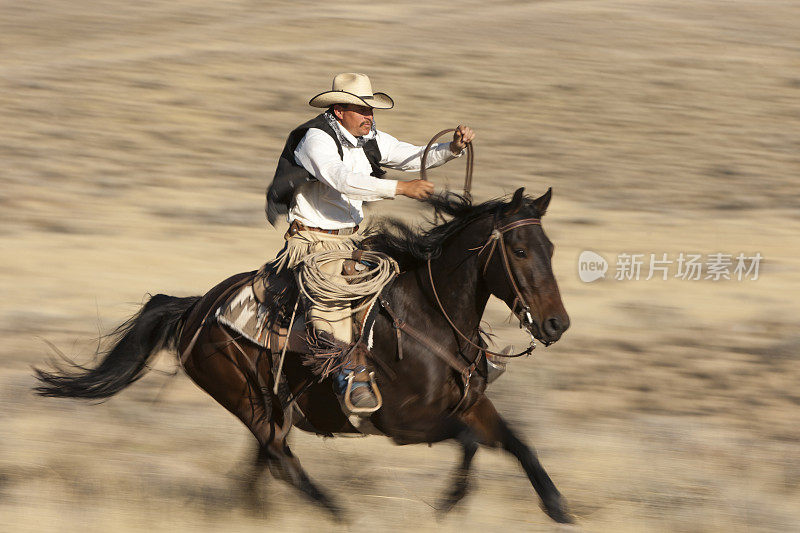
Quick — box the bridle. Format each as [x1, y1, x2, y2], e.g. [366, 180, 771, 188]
[426, 213, 544, 359]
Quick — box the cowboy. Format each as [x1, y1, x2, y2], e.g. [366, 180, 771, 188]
[265, 72, 475, 410]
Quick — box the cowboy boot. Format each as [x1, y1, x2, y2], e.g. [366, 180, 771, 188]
[342, 367, 380, 412]
[347, 381, 379, 410]
[337, 343, 381, 415]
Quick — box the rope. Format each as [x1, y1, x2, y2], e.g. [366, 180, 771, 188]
[420, 128, 474, 200]
[296, 250, 400, 316]
[272, 298, 300, 395]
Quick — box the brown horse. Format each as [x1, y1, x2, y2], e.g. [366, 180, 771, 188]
[34, 187, 572, 523]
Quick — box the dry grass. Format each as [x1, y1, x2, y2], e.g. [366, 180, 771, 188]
[1, 1, 799, 531]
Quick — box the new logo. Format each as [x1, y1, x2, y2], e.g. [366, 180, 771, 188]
[578, 251, 608, 282]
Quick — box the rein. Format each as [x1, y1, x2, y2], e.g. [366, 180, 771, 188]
[426, 216, 542, 359]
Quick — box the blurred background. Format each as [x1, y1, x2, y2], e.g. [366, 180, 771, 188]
[1, 1, 798, 531]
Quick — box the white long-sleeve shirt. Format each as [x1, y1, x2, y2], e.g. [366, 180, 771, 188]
[290, 119, 458, 229]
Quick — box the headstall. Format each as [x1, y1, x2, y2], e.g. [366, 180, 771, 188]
[426, 215, 543, 359]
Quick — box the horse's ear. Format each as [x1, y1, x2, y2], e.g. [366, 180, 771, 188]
[532, 187, 552, 216]
[505, 187, 525, 215]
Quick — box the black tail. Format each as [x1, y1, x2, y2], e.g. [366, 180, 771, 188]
[33, 294, 201, 399]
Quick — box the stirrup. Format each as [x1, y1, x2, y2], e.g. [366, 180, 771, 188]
[343, 371, 383, 414]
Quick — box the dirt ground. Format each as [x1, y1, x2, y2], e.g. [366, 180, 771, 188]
[1, 1, 799, 531]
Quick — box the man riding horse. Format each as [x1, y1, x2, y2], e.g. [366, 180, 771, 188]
[33, 73, 577, 524]
[265, 73, 475, 410]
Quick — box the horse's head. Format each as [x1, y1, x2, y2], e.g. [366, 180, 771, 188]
[481, 187, 570, 346]
[365, 189, 570, 346]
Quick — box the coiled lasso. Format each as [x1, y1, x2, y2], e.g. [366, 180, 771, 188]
[296, 250, 400, 314]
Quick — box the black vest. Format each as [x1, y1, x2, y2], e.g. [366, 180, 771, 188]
[265, 113, 386, 226]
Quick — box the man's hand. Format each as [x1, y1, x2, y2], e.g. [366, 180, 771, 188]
[450, 125, 475, 154]
[396, 179, 434, 200]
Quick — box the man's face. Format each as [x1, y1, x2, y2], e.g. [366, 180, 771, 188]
[333, 104, 374, 137]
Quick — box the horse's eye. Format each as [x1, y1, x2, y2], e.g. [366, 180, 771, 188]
[513, 249, 527, 258]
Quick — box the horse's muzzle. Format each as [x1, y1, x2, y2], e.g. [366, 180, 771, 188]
[541, 314, 569, 344]
[522, 309, 570, 346]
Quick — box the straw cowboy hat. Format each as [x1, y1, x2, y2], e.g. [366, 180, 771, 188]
[309, 73, 394, 109]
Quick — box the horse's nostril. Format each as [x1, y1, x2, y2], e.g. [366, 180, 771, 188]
[546, 317, 561, 334]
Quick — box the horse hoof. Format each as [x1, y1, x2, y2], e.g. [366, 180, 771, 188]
[435, 495, 460, 516]
[542, 497, 574, 524]
[435, 482, 469, 516]
[326, 503, 348, 524]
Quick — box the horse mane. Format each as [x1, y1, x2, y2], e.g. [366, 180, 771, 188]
[365, 190, 536, 269]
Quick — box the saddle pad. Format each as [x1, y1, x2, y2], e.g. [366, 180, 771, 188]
[214, 265, 380, 358]
[215, 284, 272, 347]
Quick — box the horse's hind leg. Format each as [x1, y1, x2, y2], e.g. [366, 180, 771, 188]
[264, 437, 343, 519]
[182, 329, 341, 519]
[461, 395, 572, 524]
[241, 444, 272, 511]
[243, 426, 342, 520]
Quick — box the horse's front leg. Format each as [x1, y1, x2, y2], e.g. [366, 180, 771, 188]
[437, 420, 479, 514]
[461, 395, 573, 524]
[383, 413, 480, 513]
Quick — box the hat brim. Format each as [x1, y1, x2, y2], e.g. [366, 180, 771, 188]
[309, 90, 394, 109]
